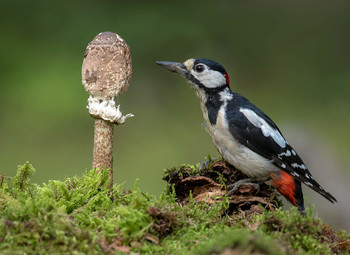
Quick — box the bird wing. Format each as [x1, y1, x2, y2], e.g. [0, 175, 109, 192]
[227, 94, 336, 203]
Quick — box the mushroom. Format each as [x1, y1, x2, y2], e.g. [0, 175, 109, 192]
[82, 32, 133, 187]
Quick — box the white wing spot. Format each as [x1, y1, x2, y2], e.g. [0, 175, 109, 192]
[279, 150, 291, 157]
[305, 174, 310, 179]
[291, 172, 299, 177]
[239, 108, 286, 148]
[291, 163, 307, 170]
[305, 182, 313, 187]
[281, 163, 286, 169]
[292, 150, 296, 156]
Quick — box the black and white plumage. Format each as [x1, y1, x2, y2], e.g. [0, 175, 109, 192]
[157, 58, 337, 211]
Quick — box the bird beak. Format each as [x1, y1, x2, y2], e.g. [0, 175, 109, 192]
[156, 61, 189, 78]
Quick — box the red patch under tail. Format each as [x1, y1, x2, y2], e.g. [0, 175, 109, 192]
[270, 170, 297, 206]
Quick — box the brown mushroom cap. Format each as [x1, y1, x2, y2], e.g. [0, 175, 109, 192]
[82, 32, 132, 98]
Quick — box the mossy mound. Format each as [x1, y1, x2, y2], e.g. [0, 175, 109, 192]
[0, 162, 349, 254]
[163, 158, 282, 214]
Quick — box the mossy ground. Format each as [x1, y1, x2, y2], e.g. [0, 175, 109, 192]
[0, 162, 349, 254]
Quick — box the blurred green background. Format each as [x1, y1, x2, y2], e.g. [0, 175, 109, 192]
[1, 0, 349, 230]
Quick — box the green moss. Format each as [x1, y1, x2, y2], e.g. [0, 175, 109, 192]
[191, 228, 288, 255]
[260, 207, 349, 254]
[0, 162, 348, 254]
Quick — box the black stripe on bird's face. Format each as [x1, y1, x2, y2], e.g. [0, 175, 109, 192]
[182, 58, 230, 92]
[193, 58, 228, 74]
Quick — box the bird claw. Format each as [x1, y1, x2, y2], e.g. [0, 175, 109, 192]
[87, 96, 133, 124]
[198, 158, 218, 175]
[227, 178, 262, 196]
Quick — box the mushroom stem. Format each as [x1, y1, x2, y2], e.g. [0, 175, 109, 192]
[92, 119, 114, 188]
[82, 31, 132, 188]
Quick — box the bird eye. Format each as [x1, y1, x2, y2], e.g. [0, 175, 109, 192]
[194, 64, 205, 73]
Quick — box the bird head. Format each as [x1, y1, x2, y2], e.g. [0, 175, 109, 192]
[156, 58, 230, 94]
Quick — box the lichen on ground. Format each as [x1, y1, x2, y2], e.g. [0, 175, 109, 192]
[0, 161, 349, 254]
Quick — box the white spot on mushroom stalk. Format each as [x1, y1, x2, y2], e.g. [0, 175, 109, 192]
[87, 96, 133, 124]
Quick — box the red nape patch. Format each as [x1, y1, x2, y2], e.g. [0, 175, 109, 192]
[270, 171, 296, 206]
[224, 73, 230, 87]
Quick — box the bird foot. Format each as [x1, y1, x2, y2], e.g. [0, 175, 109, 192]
[298, 205, 306, 214]
[227, 178, 265, 196]
[198, 158, 218, 175]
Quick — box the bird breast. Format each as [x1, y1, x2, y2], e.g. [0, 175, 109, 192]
[200, 101, 279, 178]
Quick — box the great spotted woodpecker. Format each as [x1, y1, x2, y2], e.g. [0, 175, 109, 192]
[156, 58, 337, 212]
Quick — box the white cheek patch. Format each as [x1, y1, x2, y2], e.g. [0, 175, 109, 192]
[239, 108, 286, 148]
[191, 69, 226, 89]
